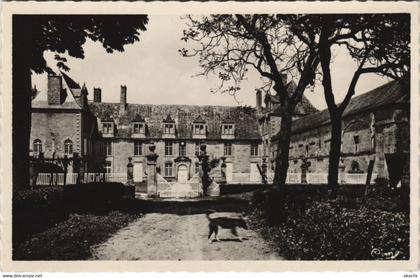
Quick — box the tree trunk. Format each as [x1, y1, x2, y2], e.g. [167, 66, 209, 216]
[327, 111, 343, 192]
[273, 109, 293, 187]
[13, 17, 32, 191]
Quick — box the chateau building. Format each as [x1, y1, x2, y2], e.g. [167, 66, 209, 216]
[31, 73, 263, 183]
[89, 88, 262, 183]
[30, 73, 409, 186]
[261, 80, 410, 186]
[30, 73, 104, 175]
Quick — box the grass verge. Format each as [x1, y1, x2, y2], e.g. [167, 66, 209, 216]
[13, 211, 142, 260]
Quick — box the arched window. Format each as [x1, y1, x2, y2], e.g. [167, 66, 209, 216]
[64, 139, 73, 155]
[33, 139, 42, 154]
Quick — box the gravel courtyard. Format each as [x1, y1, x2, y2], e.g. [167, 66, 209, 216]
[91, 212, 282, 260]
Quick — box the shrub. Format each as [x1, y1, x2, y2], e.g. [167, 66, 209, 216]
[64, 182, 125, 214]
[251, 186, 330, 225]
[13, 182, 128, 243]
[13, 187, 68, 242]
[209, 158, 220, 169]
[249, 193, 409, 260]
[13, 211, 142, 260]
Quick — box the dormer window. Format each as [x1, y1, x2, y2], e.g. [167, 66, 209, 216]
[162, 115, 176, 138]
[131, 114, 146, 138]
[133, 123, 145, 134]
[194, 124, 206, 135]
[164, 123, 175, 134]
[222, 124, 234, 135]
[192, 116, 207, 139]
[102, 122, 113, 134]
[221, 123, 235, 139]
[103, 122, 112, 134]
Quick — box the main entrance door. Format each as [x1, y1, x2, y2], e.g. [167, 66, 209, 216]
[177, 165, 189, 183]
[133, 163, 143, 182]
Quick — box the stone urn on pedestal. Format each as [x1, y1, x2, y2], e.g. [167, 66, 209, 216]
[220, 157, 227, 184]
[261, 158, 268, 184]
[127, 157, 134, 186]
[197, 144, 210, 196]
[146, 144, 159, 197]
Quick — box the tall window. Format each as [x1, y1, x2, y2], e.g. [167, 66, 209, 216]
[164, 124, 175, 134]
[165, 162, 173, 176]
[134, 141, 142, 156]
[165, 141, 173, 156]
[105, 141, 112, 156]
[64, 139, 73, 155]
[194, 124, 206, 135]
[222, 124, 234, 135]
[195, 142, 201, 155]
[224, 142, 232, 156]
[103, 122, 113, 134]
[250, 143, 258, 156]
[354, 135, 360, 153]
[105, 161, 112, 174]
[33, 139, 42, 155]
[133, 123, 145, 134]
[179, 142, 186, 156]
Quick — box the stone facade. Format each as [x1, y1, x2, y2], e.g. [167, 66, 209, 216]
[31, 74, 104, 174]
[89, 95, 263, 182]
[264, 80, 409, 185]
[32, 73, 263, 183]
[31, 73, 409, 186]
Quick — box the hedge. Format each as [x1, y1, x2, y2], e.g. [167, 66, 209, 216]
[249, 189, 409, 260]
[13, 182, 130, 243]
[64, 182, 125, 213]
[13, 187, 68, 243]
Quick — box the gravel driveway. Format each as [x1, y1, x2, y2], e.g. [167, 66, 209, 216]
[91, 212, 282, 260]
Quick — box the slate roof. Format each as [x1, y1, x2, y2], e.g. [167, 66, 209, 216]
[32, 72, 87, 110]
[272, 80, 409, 140]
[264, 81, 319, 116]
[89, 103, 261, 140]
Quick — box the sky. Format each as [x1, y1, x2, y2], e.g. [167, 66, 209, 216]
[31, 14, 391, 111]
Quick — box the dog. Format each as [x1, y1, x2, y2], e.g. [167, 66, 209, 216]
[206, 211, 248, 243]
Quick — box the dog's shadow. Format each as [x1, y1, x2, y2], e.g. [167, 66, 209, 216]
[210, 238, 249, 243]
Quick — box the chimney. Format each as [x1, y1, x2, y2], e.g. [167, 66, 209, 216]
[256, 89, 262, 113]
[80, 83, 88, 108]
[47, 74, 63, 105]
[93, 87, 102, 103]
[120, 85, 127, 113]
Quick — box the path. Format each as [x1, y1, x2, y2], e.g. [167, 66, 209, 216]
[91, 212, 282, 260]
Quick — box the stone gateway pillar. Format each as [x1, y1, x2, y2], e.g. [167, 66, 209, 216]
[197, 144, 210, 196]
[146, 144, 159, 197]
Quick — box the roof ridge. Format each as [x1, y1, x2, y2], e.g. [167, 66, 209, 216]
[285, 79, 406, 137]
[90, 102, 256, 109]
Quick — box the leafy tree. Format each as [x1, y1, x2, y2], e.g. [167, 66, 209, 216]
[291, 14, 410, 190]
[180, 15, 319, 186]
[13, 15, 148, 191]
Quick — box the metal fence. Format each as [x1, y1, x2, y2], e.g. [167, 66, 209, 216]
[34, 173, 128, 186]
[35, 172, 378, 186]
[265, 172, 377, 185]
